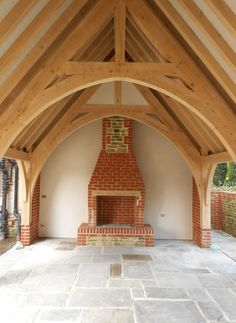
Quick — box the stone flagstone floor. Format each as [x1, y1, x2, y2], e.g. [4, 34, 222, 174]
[0, 231, 236, 322]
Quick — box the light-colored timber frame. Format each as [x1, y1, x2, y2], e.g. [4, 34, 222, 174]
[0, 0, 235, 235]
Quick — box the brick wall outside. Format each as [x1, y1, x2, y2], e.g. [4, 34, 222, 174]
[192, 179, 211, 248]
[211, 191, 224, 230]
[21, 176, 40, 246]
[211, 191, 236, 237]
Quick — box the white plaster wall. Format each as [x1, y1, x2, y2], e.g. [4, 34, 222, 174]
[39, 121, 102, 238]
[39, 119, 192, 239]
[133, 122, 192, 239]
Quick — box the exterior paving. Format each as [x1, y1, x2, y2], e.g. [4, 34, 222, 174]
[0, 231, 235, 322]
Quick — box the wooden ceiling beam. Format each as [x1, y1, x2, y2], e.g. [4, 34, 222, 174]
[0, 0, 88, 106]
[126, 0, 236, 104]
[135, 85, 177, 128]
[23, 100, 71, 152]
[115, 0, 126, 63]
[178, 0, 236, 75]
[124, 0, 236, 160]
[154, 0, 236, 103]
[129, 42, 223, 155]
[205, 0, 236, 38]
[126, 35, 147, 61]
[160, 96, 218, 155]
[0, 0, 116, 155]
[126, 29, 152, 62]
[31, 86, 100, 153]
[126, 17, 161, 62]
[79, 104, 155, 114]
[4, 148, 30, 161]
[0, 0, 67, 88]
[0, 0, 37, 45]
[62, 61, 180, 77]
[203, 151, 232, 165]
[32, 61, 236, 160]
[76, 20, 114, 61]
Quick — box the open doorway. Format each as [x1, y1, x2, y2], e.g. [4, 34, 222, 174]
[211, 162, 236, 237]
[0, 158, 20, 254]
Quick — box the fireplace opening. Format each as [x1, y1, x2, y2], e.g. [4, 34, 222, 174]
[97, 195, 135, 226]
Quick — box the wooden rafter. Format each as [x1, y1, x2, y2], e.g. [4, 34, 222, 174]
[154, 0, 236, 103]
[178, 0, 236, 75]
[135, 85, 203, 156]
[0, 0, 88, 106]
[4, 148, 30, 161]
[0, 0, 37, 45]
[77, 19, 114, 61]
[126, 16, 161, 62]
[0, 0, 116, 154]
[203, 151, 232, 165]
[115, 0, 126, 63]
[205, 0, 236, 38]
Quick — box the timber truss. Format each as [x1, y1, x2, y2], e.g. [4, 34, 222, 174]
[0, 0, 235, 227]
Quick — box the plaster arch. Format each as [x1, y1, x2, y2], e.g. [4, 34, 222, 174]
[30, 110, 201, 202]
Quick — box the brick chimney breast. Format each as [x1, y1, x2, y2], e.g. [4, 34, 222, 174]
[88, 117, 145, 227]
[78, 116, 154, 247]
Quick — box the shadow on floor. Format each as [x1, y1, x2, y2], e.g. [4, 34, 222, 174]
[0, 238, 16, 255]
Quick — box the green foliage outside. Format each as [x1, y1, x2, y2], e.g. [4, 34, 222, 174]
[212, 162, 236, 191]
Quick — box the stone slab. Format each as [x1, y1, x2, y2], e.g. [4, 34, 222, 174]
[44, 264, 78, 276]
[208, 288, 236, 320]
[154, 273, 202, 288]
[37, 273, 76, 292]
[186, 288, 210, 301]
[68, 288, 132, 308]
[80, 309, 134, 323]
[67, 254, 93, 264]
[134, 300, 205, 323]
[110, 263, 122, 278]
[109, 279, 142, 288]
[36, 309, 81, 322]
[0, 269, 31, 285]
[123, 262, 153, 279]
[122, 254, 153, 261]
[93, 255, 121, 263]
[55, 242, 76, 250]
[19, 293, 68, 307]
[197, 301, 225, 321]
[132, 288, 145, 299]
[142, 280, 158, 288]
[145, 287, 189, 299]
[76, 263, 108, 287]
[197, 274, 233, 288]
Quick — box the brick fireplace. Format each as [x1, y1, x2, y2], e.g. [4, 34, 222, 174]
[77, 117, 154, 247]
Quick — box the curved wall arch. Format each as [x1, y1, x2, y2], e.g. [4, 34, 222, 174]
[31, 111, 201, 196]
[39, 120, 192, 239]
